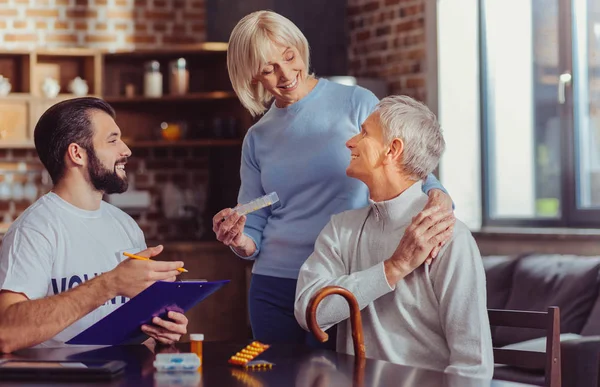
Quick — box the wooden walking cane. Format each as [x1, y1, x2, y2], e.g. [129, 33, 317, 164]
[306, 286, 366, 387]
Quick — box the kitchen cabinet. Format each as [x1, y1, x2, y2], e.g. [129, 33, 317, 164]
[0, 99, 29, 145]
[0, 48, 102, 149]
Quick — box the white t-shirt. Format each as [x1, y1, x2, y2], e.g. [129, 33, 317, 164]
[0, 192, 147, 348]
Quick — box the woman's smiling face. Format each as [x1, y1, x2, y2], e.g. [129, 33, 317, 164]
[253, 43, 312, 108]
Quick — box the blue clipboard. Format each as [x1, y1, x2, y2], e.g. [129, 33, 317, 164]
[66, 280, 229, 345]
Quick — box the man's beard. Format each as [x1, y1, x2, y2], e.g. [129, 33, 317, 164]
[87, 148, 129, 194]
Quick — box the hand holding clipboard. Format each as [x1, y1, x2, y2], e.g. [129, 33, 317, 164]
[67, 280, 229, 346]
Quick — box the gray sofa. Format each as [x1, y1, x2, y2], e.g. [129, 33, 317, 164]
[483, 253, 600, 387]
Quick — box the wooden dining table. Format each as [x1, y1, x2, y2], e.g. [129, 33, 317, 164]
[0, 341, 535, 387]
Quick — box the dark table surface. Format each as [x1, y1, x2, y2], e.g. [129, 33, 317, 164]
[0, 341, 534, 387]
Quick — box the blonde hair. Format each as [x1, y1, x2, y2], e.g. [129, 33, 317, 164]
[227, 10, 312, 117]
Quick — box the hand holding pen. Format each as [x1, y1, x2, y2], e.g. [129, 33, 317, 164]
[105, 245, 186, 299]
[123, 252, 188, 273]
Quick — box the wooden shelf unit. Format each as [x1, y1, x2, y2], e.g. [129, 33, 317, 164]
[0, 45, 250, 240]
[0, 48, 103, 149]
[102, 46, 249, 242]
[0, 45, 251, 150]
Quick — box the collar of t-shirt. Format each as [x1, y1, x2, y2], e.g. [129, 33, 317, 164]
[46, 191, 104, 219]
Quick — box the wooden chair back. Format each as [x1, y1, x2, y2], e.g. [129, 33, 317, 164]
[488, 307, 561, 387]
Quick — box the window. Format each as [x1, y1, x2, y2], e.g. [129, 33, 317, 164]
[481, 0, 600, 227]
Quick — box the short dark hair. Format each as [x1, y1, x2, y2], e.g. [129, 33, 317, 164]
[34, 97, 116, 184]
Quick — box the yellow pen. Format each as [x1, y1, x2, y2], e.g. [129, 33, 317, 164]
[123, 252, 188, 273]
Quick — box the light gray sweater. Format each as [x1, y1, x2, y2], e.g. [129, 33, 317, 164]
[295, 181, 494, 379]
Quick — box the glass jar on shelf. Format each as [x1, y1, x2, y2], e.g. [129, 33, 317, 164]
[0, 173, 13, 201]
[24, 174, 38, 203]
[144, 60, 163, 98]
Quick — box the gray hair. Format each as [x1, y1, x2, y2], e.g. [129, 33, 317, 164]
[375, 95, 445, 180]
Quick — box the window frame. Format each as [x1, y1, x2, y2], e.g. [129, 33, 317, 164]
[480, 0, 600, 228]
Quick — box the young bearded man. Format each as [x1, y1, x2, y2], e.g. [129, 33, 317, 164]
[0, 98, 187, 352]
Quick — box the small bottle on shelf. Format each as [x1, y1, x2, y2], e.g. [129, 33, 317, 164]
[169, 58, 189, 95]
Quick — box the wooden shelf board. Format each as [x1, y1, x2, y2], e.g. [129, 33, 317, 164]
[0, 93, 100, 102]
[127, 139, 241, 148]
[104, 43, 228, 57]
[36, 48, 100, 57]
[104, 91, 237, 103]
[0, 93, 33, 101]
[0, 141, 35, 149]
[0, 50, 31, 56]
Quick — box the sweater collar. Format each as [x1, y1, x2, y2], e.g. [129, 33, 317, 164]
[368, 181, 425, 222]
[268, 78, 327, 115]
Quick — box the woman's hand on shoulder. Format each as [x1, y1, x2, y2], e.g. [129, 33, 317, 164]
[422, 190, 455, 262]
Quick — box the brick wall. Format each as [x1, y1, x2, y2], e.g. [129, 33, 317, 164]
[0, 147, 212, 242]
[0, 0, 206, 49]
[348, 0, 427, 101]
[127, 146, 210, 242]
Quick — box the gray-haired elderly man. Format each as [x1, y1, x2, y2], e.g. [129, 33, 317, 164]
[295, 96, 493, 379]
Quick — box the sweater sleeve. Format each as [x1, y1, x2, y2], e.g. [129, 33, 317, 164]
[430, 227, 494, 380]
[422, 174, 455, 209]
[422, 173, 447, 194]
[353, 86, 379, 127]
[233, 130, 268, 260]
[294, 215, 394, 332]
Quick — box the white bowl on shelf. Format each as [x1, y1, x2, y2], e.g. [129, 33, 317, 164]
[41, 77, 60, 98]
[0, 76, 11, 96]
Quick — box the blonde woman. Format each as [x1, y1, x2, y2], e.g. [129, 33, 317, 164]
[212, 10, 454, 347]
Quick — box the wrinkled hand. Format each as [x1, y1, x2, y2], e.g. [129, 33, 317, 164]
[141, 311, 188, 345]
[108, 245, 184, 299]
[212, 208, 256, 256]
[385, 206, 454, 284]
[424, 189, 455, 263]
[213, 208, 247, 246]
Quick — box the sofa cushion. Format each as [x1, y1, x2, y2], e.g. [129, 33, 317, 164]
[581, 294, 600, 335]
[482, 255, 522, 309]
[493, 366, 545, 385]
[502, 333, 582, 353]
[494, 255, 600, 347]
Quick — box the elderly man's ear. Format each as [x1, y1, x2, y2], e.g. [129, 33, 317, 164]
[385, 138, 404, 164]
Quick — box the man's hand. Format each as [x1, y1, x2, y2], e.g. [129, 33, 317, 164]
[384, 206, 454, 286]
[141, 311, 188, 345]
[424, 189, 456, 262]
[105, 245, 184, 299]
[212, 208, 256, 257]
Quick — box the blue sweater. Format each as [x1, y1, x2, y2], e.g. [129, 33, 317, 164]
[235, 79, 445, 279]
